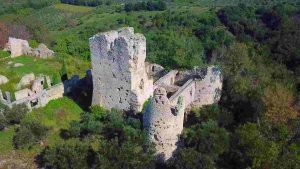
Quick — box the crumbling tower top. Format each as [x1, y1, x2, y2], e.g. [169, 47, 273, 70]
[90, 27, 153, 112]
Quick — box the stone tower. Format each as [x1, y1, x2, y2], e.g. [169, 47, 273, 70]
[143, 87, 185, 162]
[143, 66, 223, 161]
[90, 27, 153, 112]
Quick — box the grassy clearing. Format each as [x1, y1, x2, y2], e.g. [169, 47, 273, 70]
[54, 3, 95, 13]
[25, 97, 82, 130]
[0, 56, 62, 94]
[0, 97, 83, 156]
[25, 97, 83, 147]
[0, 126, 16, 155]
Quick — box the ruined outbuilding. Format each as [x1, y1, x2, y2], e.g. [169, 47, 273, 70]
[4, 37, 29, 58]
[90, 27, 223, 162]
[0, 74, 64, 110]
[4, 37, 54, 58]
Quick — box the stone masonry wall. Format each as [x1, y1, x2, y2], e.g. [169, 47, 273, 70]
[192, 66, 223, 107]
[144, 66, 223, 161]
[143, 87, 185, 162]
[90, 27, 153, 112]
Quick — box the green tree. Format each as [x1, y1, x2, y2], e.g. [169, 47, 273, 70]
[177, 120, 230, 169]
[169, 148, 214, 169]
[43, 76, 49, 89]
[237, 123, 280, 168]
[14, 120, 48, 148]
[41, 138, 90, 169]
[262, 84, 297, 125]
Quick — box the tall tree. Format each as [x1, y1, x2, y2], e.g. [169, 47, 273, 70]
[263, 84, 298, 125]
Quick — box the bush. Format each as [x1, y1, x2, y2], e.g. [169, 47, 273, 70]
[14, 120, 49, 149]
[3, 104, 28, 124]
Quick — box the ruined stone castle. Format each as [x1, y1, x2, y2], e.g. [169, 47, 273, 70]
[90, 27, 223, 161]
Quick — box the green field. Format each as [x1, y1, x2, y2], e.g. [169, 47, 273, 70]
[54, 3, 95, 13]
[0, 126, 16, 155]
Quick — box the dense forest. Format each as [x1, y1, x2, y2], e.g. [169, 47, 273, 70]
[0, 0, 300, 169]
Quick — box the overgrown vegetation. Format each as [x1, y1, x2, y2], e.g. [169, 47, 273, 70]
[1, 0, 300, 168]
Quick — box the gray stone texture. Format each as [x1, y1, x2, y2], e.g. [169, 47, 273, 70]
[17, 73, 35, 89]
[90, 27, 153, 112]
[4, 37, 54, 58]
[4, 37, 29, 58]
[143, 87, 185, 161]
[0, 75, 9, 85]
[144, 66, 223, 161]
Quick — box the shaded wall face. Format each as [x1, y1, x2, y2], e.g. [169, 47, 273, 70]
[144, 88, 185, 161]
[90, 33, 132, 111]
[193, 67, 223, 107]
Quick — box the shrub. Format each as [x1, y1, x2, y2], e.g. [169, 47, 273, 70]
[14, 120, 49, 148]
[3, 104, 28, 124]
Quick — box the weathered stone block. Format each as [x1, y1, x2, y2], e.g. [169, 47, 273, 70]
[90, 27, 153, 112]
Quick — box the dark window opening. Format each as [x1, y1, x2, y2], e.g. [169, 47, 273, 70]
[30, 101, 38, 107]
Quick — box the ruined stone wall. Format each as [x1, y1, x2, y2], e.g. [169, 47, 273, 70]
[144, 66, 223, 162]
[1, 83, 64, 110]
[169, 79, 196, 108]
[192, 66, 223, 107]
[14, 88, 33, 101]
[4, 37, 54, 58]
[143, 87, 185, 161]
[4, 37, 29, 58]
[41, 84, 64, 104]
[90, 27, 153, 112]
[154, 70, 178, 87]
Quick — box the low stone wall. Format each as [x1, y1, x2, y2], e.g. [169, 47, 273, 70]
[0, 83, 64, 110]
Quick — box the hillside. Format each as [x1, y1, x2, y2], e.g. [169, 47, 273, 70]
[0, 0, 300, 169]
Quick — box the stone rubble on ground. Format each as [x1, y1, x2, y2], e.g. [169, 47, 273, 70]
[13, 63, 24, 67]
[0, 75, 9, 85]
[4, 37, 55, 58]
[17, 73, 35, 89]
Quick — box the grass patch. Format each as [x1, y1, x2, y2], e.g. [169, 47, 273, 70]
[25, 97, 83, 129]
[0, 126, 16, 155]
[24, 97, 83, 146]
[0, 51, 10, 59]
[54, 3, 95, 13]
